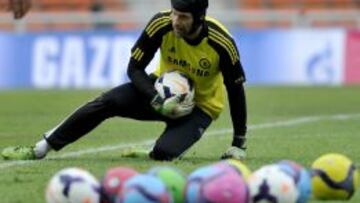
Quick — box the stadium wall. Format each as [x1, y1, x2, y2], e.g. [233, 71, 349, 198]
[0, 29, 358, 89]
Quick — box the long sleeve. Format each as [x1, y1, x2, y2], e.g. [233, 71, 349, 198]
[127, 11, 172, 100]
[218, 39, 247, 148]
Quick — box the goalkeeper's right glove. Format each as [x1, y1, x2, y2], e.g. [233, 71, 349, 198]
[150, 94, 180, 117]
[169, 101, 194, 119]
[151, 94, 194, 119]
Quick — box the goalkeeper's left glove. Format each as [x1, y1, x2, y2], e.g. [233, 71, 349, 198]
[221, 146, 247, 160]
[221, 136, 247, 160]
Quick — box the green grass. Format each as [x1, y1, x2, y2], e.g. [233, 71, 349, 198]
[0, 86, 360, 203]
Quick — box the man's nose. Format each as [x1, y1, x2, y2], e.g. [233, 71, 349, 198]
[172, 15, 181, 25]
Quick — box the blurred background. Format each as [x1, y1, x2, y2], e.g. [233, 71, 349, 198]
[0, 0, 359, 89]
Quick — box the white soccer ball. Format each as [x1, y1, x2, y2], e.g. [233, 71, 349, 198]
[45, 167, 101, 203]
[154, 71, 195, 118]
[155, 70, 195, 104]
[248, 164, 299, 203]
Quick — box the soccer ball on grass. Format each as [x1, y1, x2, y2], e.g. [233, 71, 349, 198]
[116, 174, 172, 203]
[45, 167, 101, 203]
[311, 153, 359, 200]
[277, 160, 312, 203]
[185, 163, 249, 203]
[147, 166, 186, 203]
[101, 166, 139, 202]
[248, 164, 299, 203]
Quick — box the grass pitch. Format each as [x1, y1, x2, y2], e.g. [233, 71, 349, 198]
[0, 86, 359, 203]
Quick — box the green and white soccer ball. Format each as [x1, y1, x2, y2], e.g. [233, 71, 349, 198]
[147, 166, 186, 203]
[311, 153, 359, 200]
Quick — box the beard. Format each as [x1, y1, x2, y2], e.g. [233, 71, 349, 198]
[173, 24, 191, 38]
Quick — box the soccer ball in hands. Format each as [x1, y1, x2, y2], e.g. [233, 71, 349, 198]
[185, 164, 249, 203]
[154, 71, 195, 118]
[248, 164, 298, 203]
[45, 167, 101, 203]
[311, 153, 359, 200]
[116, 174, 172, 203]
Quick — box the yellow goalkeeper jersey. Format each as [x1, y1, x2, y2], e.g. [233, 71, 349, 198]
[130, 10, 245, 120]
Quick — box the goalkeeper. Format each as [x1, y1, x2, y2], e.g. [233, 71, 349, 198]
[2, 0, 248, 161]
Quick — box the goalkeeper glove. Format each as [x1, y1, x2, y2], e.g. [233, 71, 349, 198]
[151, 94, 195, 119]
[221, 136, 247, 160]
[168, 101, 194, 119]
[221, 146, 246, 160]
[150, 94, 180, 117]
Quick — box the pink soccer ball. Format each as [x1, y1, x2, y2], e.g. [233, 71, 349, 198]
[185, 164, 249, 203]
[101, 167, 138, 202]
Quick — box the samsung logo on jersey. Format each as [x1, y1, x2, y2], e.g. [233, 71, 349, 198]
[167, 56, 210, 77]
[167, 56, 189, 67]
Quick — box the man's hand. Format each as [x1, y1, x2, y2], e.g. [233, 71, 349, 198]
[8, 0, 31, 19]
[151, 94, 180, 117]
[168, 101, 194, 119]
[221, 146, 246, 160]
[151, 94, 194, 119]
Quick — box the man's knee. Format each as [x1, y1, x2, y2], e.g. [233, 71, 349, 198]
[149, 146, 178, 161]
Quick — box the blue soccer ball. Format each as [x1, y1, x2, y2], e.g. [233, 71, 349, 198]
[277, 160, 312, 203]
[147, 166, 186, 203]
[116, 174, 172, 203]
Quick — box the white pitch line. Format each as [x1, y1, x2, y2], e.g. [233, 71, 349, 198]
[0, 113, 359, 170]
[206, 113, 360, 136]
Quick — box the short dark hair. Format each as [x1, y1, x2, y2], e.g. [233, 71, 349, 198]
[171, 0, 208, 33]
[170, 0, 208, 14]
